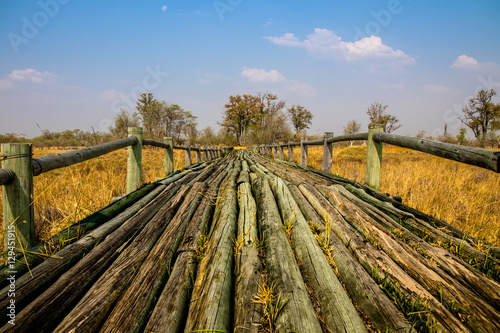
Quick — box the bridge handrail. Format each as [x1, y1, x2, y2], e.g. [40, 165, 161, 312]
[256, 125, 499, 191]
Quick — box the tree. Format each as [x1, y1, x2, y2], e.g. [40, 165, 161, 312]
[456, 128, 468, 146]
[459, 89, 500, 146]
[255, 92, 286, 126]
[343, 120, 361, 135]
[136, 93, 161, 136]
[220, 94, 260, 145]
[366, 102, 401, 133]
[109, 109, 140, 138]
[343, 119, 361, 146]
[288, 105, 313, 138]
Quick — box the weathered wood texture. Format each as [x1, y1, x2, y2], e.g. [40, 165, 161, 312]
[1, 143, 34, 252]
[127, 127, 143, 193]
[0, 168, 14, 186]
[32, 136, 137, 176]
[373, 131, 500, 173]
[1, 151, 498, 333]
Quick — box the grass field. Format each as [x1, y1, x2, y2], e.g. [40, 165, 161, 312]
[0, 145, 499, 254]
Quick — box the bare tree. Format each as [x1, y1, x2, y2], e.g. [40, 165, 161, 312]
[343, 119, 361, 146]
[459, 89, 500, 147]
[366, 102, 401, 133]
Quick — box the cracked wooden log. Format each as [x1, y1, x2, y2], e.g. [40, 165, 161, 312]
[317, 185, 500, 333]
[343, 183, 500, 272]
[0, 181, 182, 327]
[329, 184, 500, 310]
[297, 182, 470, 333]
[234, 161, 261, 333]
[183, 160, 241, 332]
[144, 164, 228, 333]
[250, 175, 323, 333]
[287, 183, 411, 333]
[98, 181, 206, 333]
[0, 179, 192, 333]
[269, 175, 368, 333]
[54, 183, 199, 332]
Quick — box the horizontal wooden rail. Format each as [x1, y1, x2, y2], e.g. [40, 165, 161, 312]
[142, 139, 172, 150]
[261, 127, 499, 192]
[373, 132, 500, 173]
[32, 137, 138, 177]
[0, 169, 14, 185]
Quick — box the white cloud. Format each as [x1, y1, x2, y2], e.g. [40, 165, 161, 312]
[265, 28, 415, 65]
[450, 54, 496, 69]
[101, 89, 126, 101]
[450, 55, 478, 68]
[240, 67, 316, 96]
[161, 5, 167, 11]
[240, 67, 287, 83]
[419, 84, 453, 94]
[8, 68, 56, 83]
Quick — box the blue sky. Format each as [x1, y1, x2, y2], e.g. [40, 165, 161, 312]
[1, 0, 500, 139]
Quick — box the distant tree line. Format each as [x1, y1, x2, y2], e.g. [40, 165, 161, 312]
[1, 90, 498, 149]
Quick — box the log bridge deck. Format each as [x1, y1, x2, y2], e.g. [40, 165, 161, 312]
[1, 151, 499, 333]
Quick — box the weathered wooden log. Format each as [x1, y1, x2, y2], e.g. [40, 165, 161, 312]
[335, 184, 500, 308]
[317, 185, 500, 332]
[184, 162, 241, 332]
[250, 175, 323, 332]
[0, 168, 14, 186]
[234, 164, 261, 333]
[54, 183, 199, 332]
[0, 181, 181, 327]
[142, 138, 172, 150]
[0, 179, 165, 287]
[2, 143, 34, 252]
[298, 183, 470, 332]
[287, 184, 411, 333]
[0, 180, 191, 332]
[269, 176, 368, 332]
[255, 152, 500, 260]
[344, 183, 500, 272]
[373, 131, 500, 173]
[98, 182, 205, 333]
[144, 165, 228, 333]
[32, 136, 137, 176]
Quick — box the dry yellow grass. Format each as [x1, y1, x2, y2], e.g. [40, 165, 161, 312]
[302, 145, 500, 246]
[0, 147, 186, 251]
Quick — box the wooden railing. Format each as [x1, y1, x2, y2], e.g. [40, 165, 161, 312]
[253, 124, 499, 190]
[0, 127, 229, 252]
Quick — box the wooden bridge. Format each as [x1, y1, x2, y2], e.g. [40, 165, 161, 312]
[0, 127, 499, 332]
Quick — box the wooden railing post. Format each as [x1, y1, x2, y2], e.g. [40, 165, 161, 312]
[300, 139, 308, 166]
[164, 136, 174, 177]
[288, 142, 293, 162]
[195, 144, 201, 163]
[185, 142, 191, 167]
[279, 142, 284, 160]
[322, 132, 334, 172]
[1, 143, 34, 253]
[365, 124, 384, 190]
[273, 145, 278, 159]
[127, 127, 142, 194]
